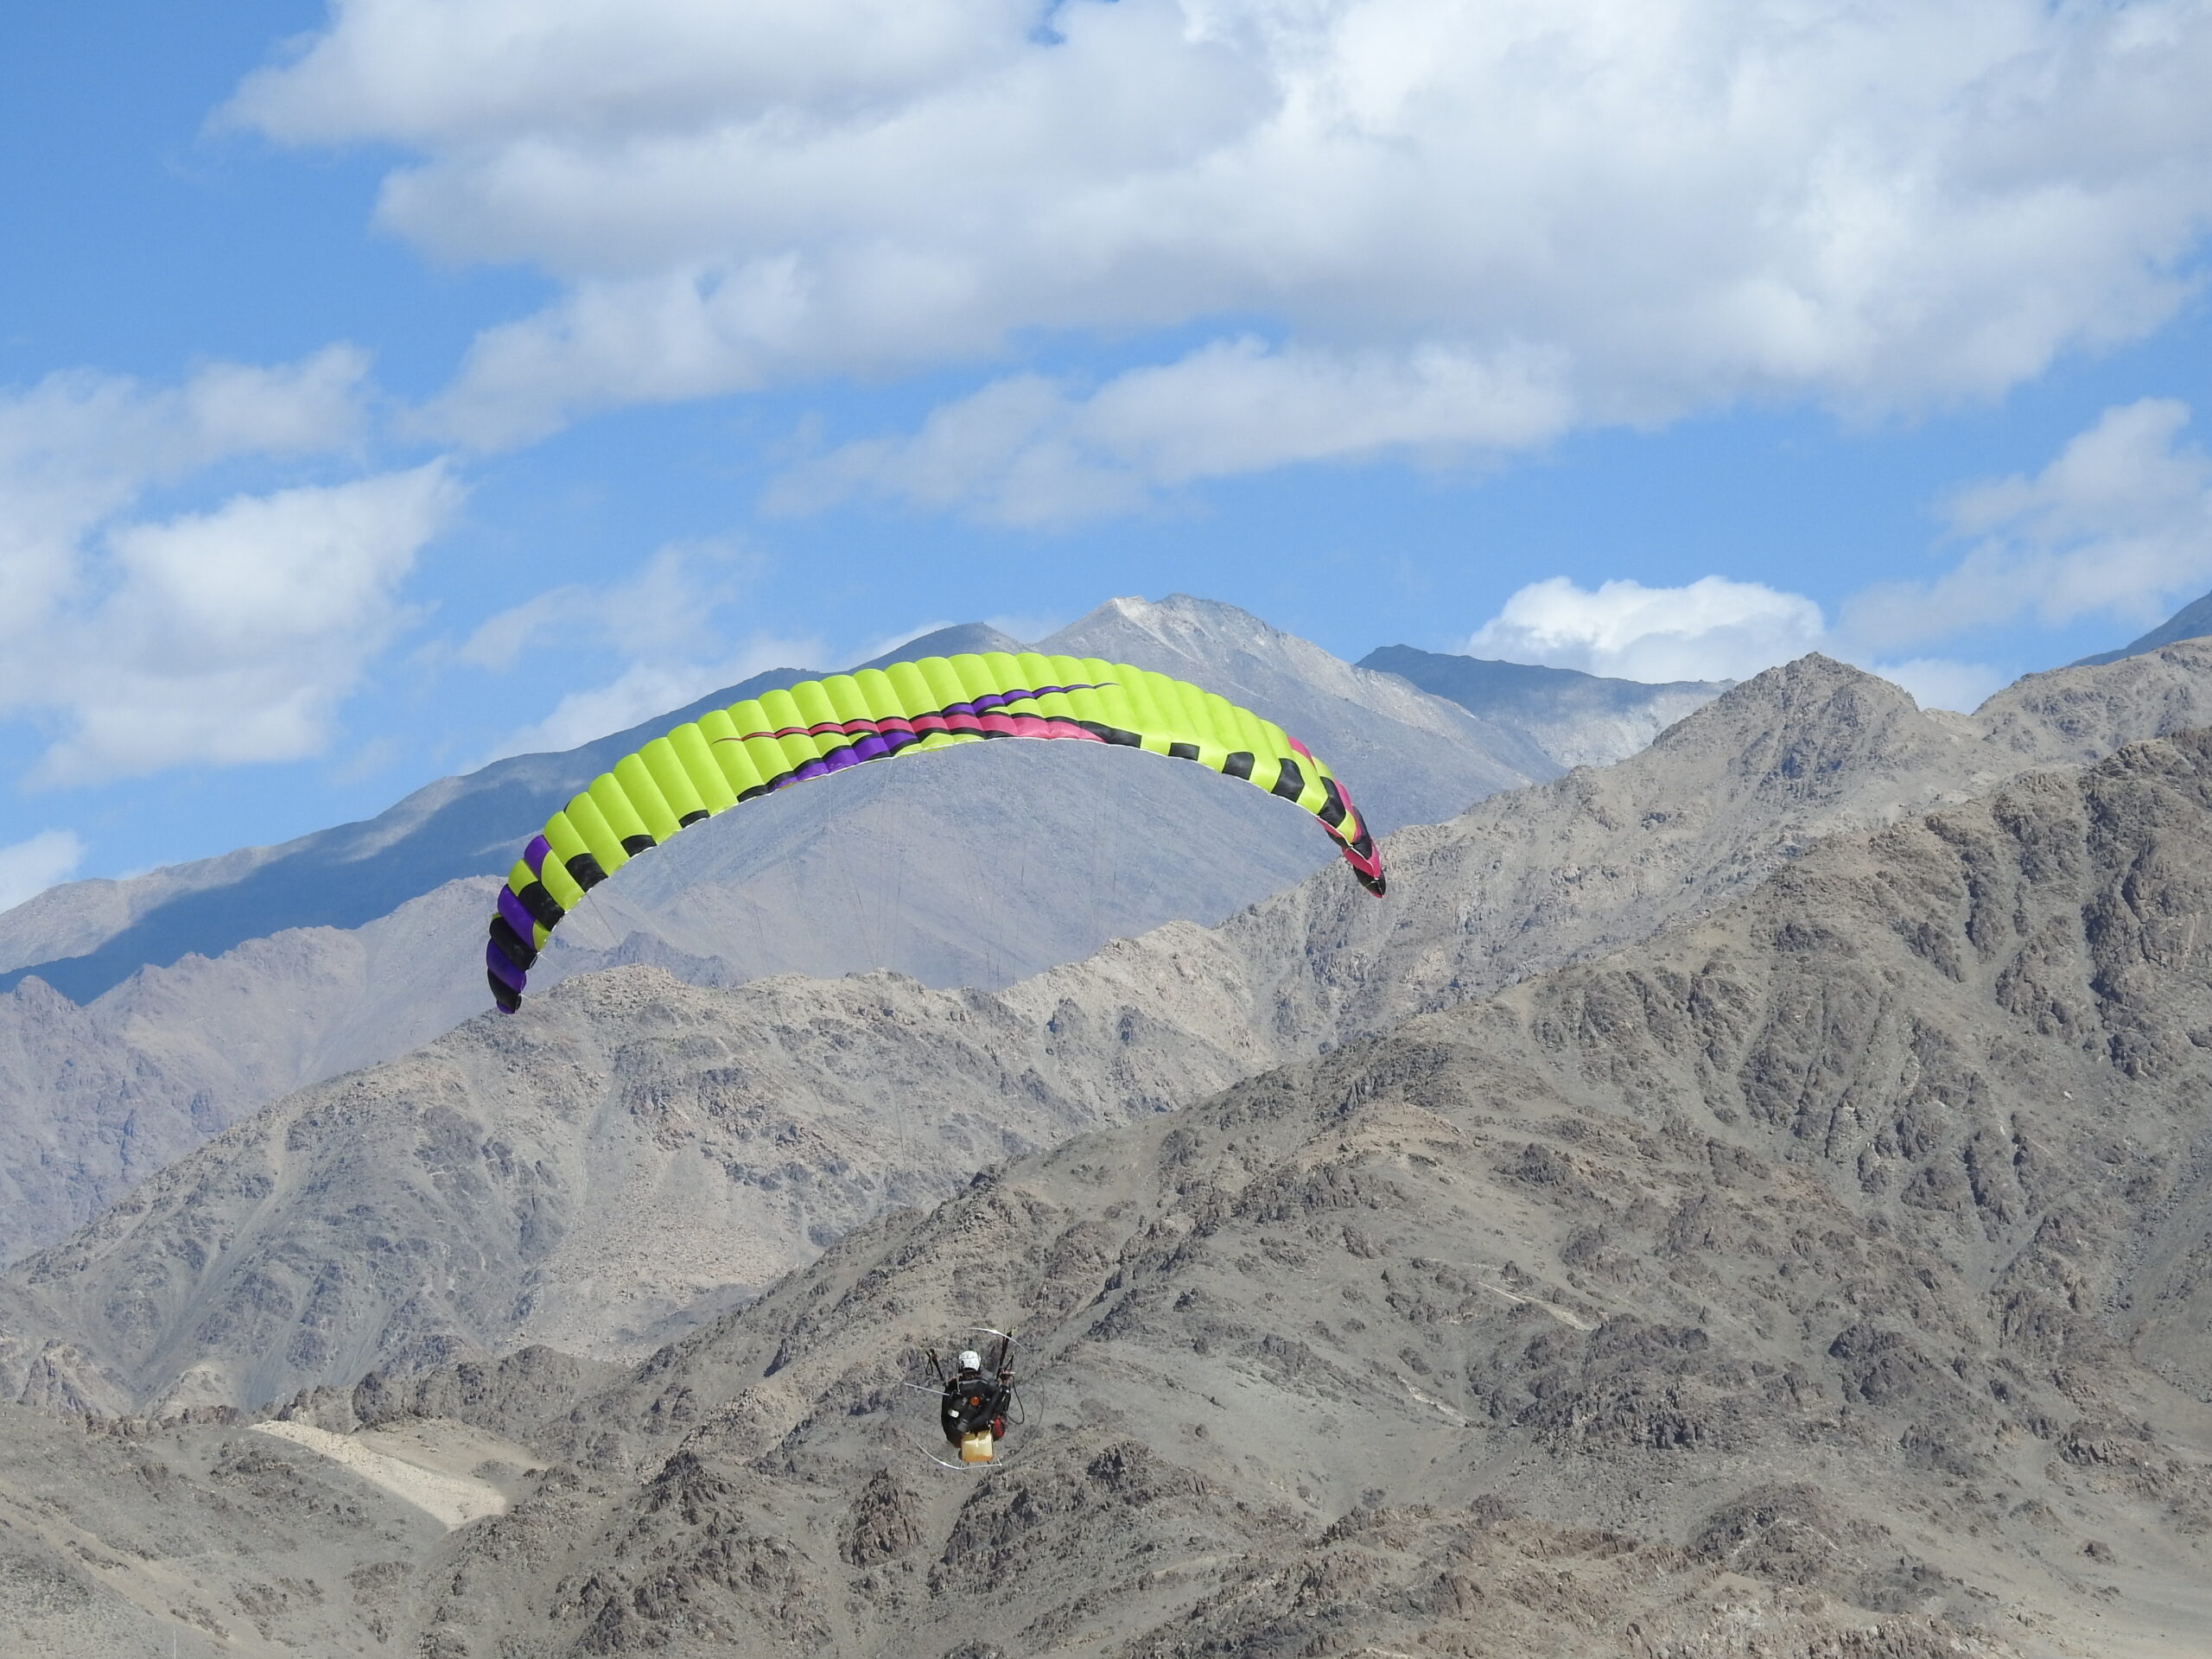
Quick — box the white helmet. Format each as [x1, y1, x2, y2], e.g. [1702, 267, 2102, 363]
[957, 1350, 982, 1371]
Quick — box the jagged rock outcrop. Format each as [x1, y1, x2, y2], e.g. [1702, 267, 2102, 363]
[1977, 638, 2212, 766]
[0, 1392, 544, 1657]
[0, 954, 1290, 1412]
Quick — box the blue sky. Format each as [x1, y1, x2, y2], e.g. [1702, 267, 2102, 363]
[3, 0, 2211, 904]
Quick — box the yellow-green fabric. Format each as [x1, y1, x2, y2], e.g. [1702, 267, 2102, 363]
[486, 652, 1383, 1010]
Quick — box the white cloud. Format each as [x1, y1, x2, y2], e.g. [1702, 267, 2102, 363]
[175, 351, 371, 456]
[459, 538, 761, 670]
[1465, 574, 2005, 708]
[0, 350, 461, 785]
[465, 540, 823, 759]
[0, 830, 86, 914]
[0, 347, 370, 640]
[1469, 398, 2212, 709]
[232, 0, 2212, 485]
[1843, 398, 2212, 652]
[15, 464, 461, 785]
[1469, 575, 1825, 684]
[768, 340, 1573, 524]
[225, 0, 1036, 149]
[486, 635, 824, 759]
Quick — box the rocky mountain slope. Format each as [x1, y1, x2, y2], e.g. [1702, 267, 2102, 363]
[0, 881, 496, 1263]
[21, 646, 2212, 1415]
[1202, 639, 2212, 1055]
[12, 728, 2212, 1656]
[446, 724, 2212, 1658]
[0, 1352, 614, 1659]
[1359, 643, 1727, 767]
[0, 598, 1553, 1265]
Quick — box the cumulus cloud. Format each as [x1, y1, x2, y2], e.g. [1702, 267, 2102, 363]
[0, 347, 369, 639]
[0, 350, 459, 785]
[231, 0, 2212, 487]
[1469, 575, 1826, 685]
[0, 830, 87, 913]
[1843, 398, 2212, 652]
[768, 340, 1573, 524]
[225, 0, 1036, 149]
[18, 464, 461, 785]
[1468, 397, 2212, 708]
[1465, 573, 2007, 709]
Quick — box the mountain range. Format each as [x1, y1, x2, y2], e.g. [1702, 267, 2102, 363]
[1357, 644, 1726, 767]
[5, 661, 2212, 1654]
[5, 593, 2212, 1654]
[0, 596, 1718, 1265]
[15, 637, 2212, 1417]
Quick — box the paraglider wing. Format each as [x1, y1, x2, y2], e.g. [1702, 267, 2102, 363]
[485, 651, 1385, 1011]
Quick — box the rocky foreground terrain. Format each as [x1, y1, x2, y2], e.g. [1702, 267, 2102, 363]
[6, 725, 2212, 1654]
[15, 645, 2212, 1419]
